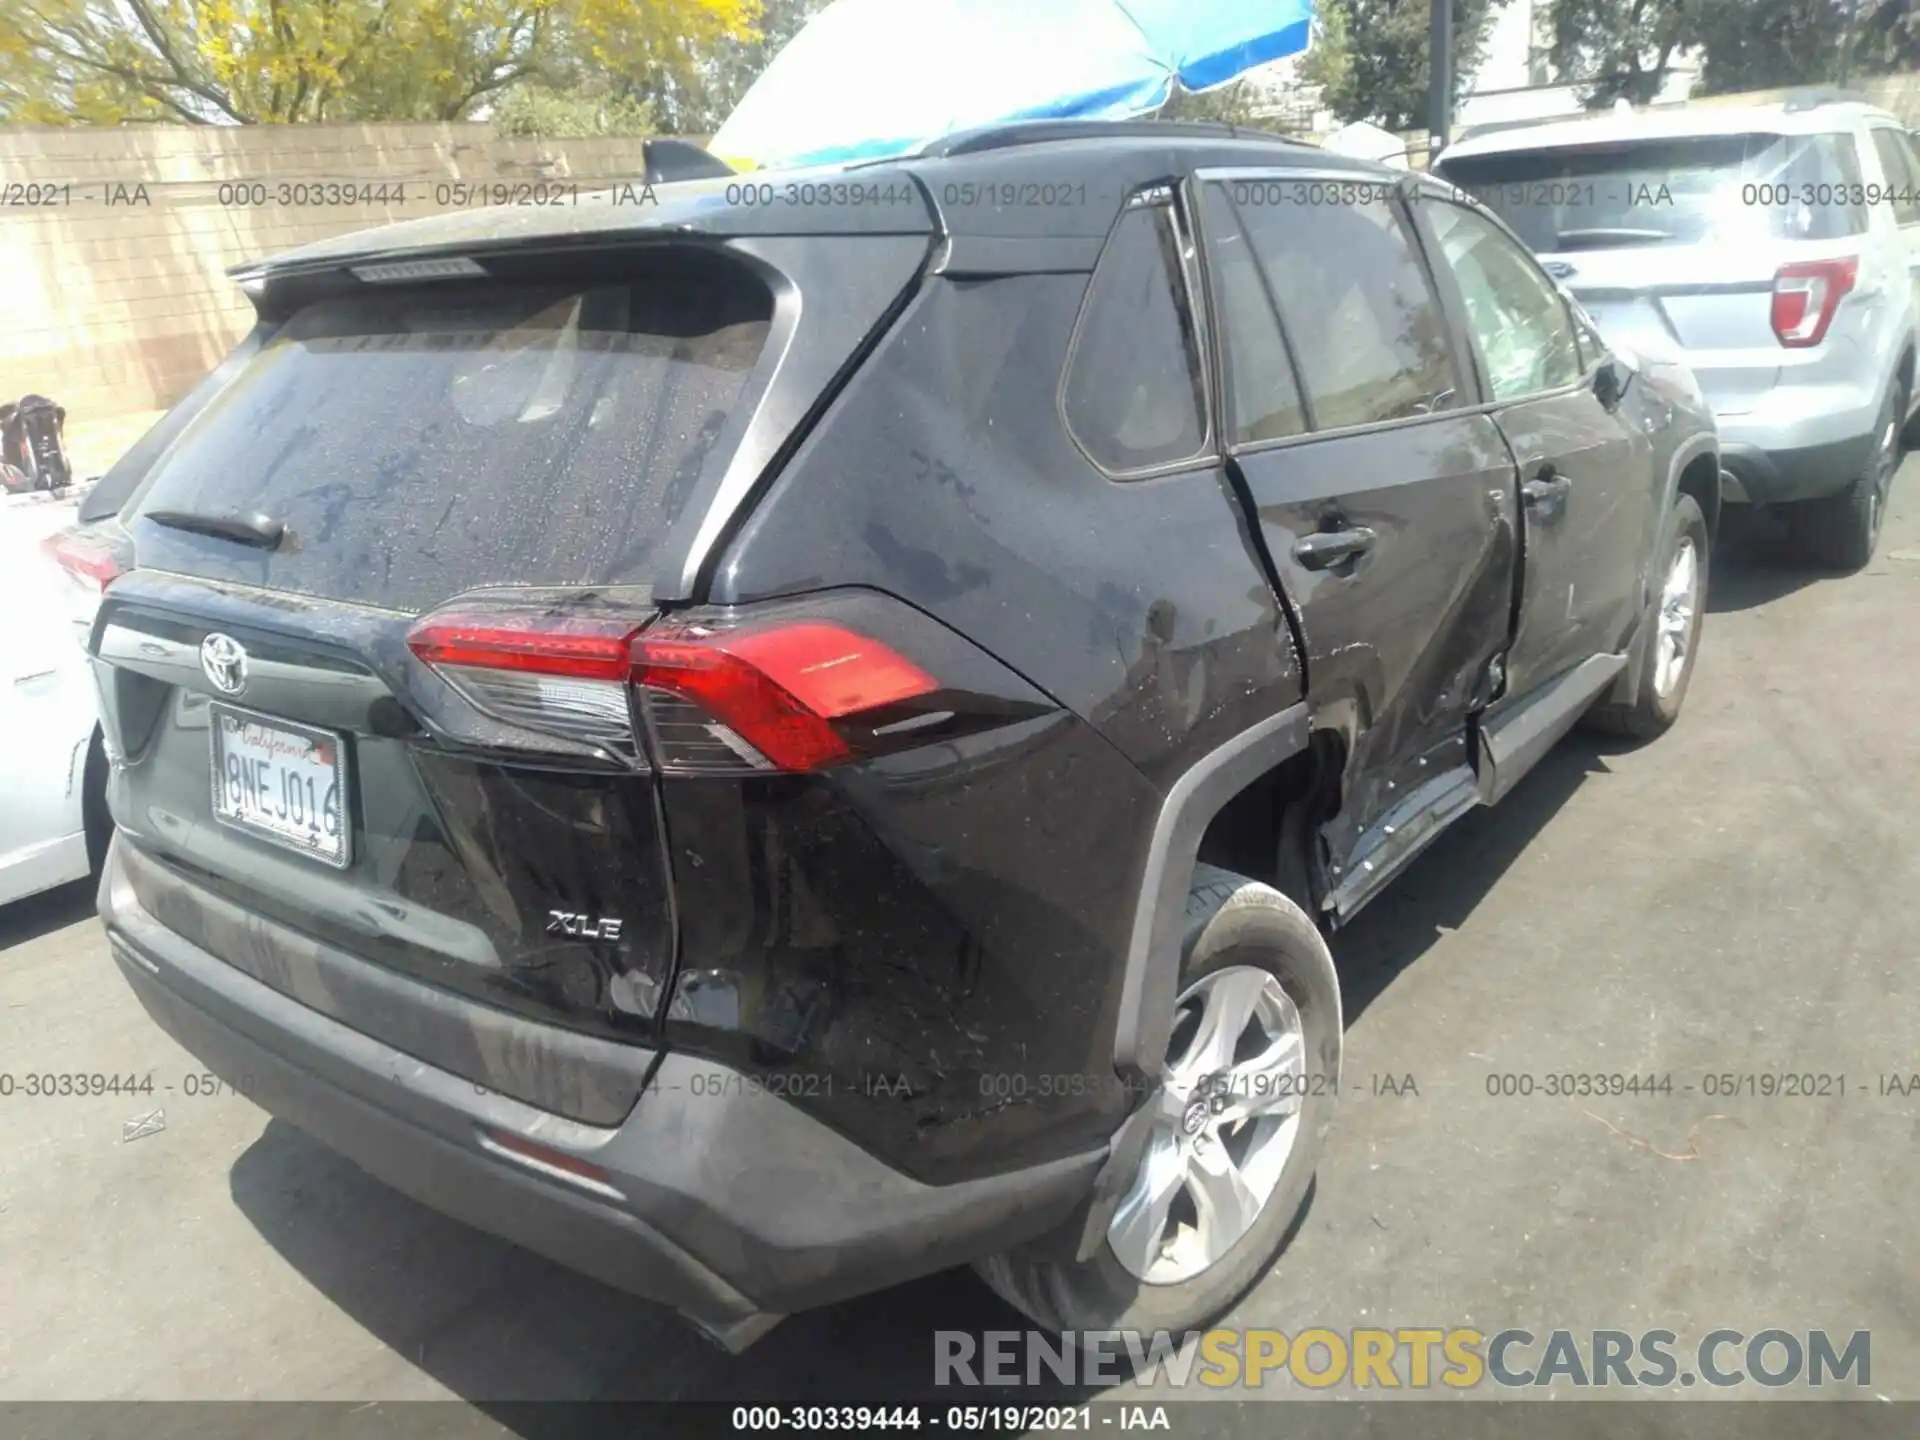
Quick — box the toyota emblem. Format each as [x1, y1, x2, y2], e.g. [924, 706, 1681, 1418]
[200, 632, 249, 696]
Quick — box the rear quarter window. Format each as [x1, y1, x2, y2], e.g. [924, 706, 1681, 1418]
[125, 250, 773, 613]
[1061, 202, 1211, 475]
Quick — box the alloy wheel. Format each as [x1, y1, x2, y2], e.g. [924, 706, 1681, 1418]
[1107, 965, 1306, 1285]
[1868, 411, 1899, 552]
[1653, 537, 1700, 699]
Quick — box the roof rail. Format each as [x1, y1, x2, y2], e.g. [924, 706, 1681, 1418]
[916, 117, 1317, 159]
[1782, 87, 1872, 113]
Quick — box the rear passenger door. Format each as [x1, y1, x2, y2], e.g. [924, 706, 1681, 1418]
[1193, 172, 1521, 901]
[1416, 195, 1652, 698]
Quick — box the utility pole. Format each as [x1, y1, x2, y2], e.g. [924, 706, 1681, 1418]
[1429, 0, 1453, 166]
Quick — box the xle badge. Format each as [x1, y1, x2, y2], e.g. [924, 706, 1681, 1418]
[547, 911, 625, 941]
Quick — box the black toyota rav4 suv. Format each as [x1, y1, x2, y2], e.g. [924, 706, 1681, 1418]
[68, 121, 1720, 1349]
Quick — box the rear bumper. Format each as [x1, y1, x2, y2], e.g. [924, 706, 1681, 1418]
[1718, 435, 1874, 504]
[99, 840, 1104, 1341]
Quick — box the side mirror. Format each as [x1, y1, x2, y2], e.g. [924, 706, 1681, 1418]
[1593, 355, 1632, 409]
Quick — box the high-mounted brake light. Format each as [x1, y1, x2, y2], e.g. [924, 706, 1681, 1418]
[1772, 256, 1857, 348]
[39, 530, 122, 594]
[406, 610, 940, 772]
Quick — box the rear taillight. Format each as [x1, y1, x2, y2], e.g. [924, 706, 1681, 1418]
[1772, 257, 1857, 348]
[406, 610, 642, 751]
[406, 609, 940, 773]
[40, 530, 122, 594]
[633, 622, 937, 772]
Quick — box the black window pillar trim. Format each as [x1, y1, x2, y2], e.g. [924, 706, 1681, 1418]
[1187, 170, 1321, 439]
[1397, 183, 1494, 409]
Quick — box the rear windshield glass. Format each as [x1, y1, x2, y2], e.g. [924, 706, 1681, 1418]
[127, 255, 772, 612]
[1438, 132, 1868, 253]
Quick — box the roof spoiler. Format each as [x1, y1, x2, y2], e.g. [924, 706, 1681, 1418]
[642, 138, 736, 183]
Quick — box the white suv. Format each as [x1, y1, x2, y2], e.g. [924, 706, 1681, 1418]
[1437, 96, 1920, 569]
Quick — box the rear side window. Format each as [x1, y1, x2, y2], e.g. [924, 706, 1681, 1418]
[1869, 128, 1920, 226]
[1199, 184, 1308, 445]
[127, 252, 772, 613]
[1232, 183, 1461, 430]
[1439, 132, 1869, 252]
[1061, 202, 1210, 474]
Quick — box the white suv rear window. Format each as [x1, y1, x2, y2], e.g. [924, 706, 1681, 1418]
[1439, 132, 1869, 253]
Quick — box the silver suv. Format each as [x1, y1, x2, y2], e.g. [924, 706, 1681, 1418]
[1437, 96, 1920, 569]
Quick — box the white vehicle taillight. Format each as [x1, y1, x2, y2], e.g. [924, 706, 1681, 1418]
[406, 609, 940, 773]
[1771, 256, 1857, 348]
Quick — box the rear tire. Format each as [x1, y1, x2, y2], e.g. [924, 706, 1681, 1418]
[1584, 493, 1709, 741]
[972, 866, 1341, 1339]
[1787, 386, 1900, 571]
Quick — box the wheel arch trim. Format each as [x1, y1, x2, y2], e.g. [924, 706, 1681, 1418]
[1663, 431, 1721, 525]
[1113, 701, 1312, 1081]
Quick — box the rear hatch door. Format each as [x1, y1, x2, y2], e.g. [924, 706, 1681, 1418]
[93, 200, 932, 1120]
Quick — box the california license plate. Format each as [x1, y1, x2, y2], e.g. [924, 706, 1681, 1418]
[209, 703, 351, 867]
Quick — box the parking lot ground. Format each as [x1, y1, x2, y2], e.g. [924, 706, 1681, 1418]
[3, 471, 1919, 1423]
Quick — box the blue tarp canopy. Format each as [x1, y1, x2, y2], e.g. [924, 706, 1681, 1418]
[711, 0, 1317, 171]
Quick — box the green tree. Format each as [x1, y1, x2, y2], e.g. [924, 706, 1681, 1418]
[1156, 79, 1270, 128]
[1691, 0, 1849, 94]
[1850, 0, 1920, 75]
[1547, 0, 1693, 106]
[629, 0, 820, 135]
[1298, 0, 1355, 101]
[0, 0, 755, 125]
[1318, 0, 1506, 131]
[490, 78, 656, 136]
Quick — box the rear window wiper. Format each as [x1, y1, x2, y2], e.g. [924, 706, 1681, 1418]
[143, 507, 285, 549]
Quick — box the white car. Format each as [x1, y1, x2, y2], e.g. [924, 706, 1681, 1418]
[1436, 96, 1920, 569]
[0, 489, 111, 906]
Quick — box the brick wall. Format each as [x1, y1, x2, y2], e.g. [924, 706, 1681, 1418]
[0, 123, 684, 426]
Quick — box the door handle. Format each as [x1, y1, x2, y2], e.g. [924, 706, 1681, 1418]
[1521, 471, 1572, 508]
[1292, 527, 1378, 571]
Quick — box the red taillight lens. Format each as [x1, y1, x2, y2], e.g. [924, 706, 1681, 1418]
[407, 610, 646, 750]
[1772, 257, 1857, 348]
[633, 622, 938, 772]
[406, 609, 940, 773]
[40, 530, 122, 594]
[405, 611, 642, 680]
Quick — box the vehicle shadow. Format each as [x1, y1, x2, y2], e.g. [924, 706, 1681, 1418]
[1703, 504, 1837, 615]
[0, 876, 96, 953]
[1333, 736, 1611, 1024]
[227, 1118, 1099, 1416]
